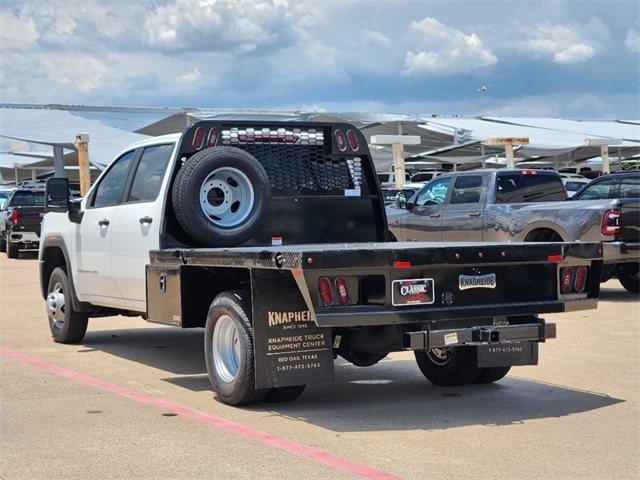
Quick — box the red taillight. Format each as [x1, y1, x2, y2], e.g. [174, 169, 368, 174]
[207, 128, 218, 148]
[346, 129, 359, 151]
[10, 210, 18, 226]
[335, 129, 347, 151]
[334, 277, 350, 305]
[193, 127, 205, 150]
[319, 277, 334, 306]
[561, 267, 574, 294]
[574, 266, 588, 293]
[602, 209, 622, 235]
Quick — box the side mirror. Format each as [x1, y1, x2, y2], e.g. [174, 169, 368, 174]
[395, 192, 408, 210]
[45, 178, 70, 212]
[405, 200, 414, 211]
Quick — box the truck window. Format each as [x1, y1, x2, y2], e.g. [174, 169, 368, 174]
[574, 177, 616, 200]
[451, 176, 482, 204]
[415, 177, 451, 206]
[127, 144, 174, 203]
[496, 173, 566, 203]
[91, 151, 135, 208]
[619, 176, 640, 198]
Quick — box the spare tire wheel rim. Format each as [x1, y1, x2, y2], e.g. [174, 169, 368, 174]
[199, 166, 254, 227]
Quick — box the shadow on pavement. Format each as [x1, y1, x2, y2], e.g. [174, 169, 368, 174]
[76, 325, 624, 432]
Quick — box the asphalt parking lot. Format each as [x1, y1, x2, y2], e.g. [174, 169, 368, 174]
[1, 251, 638, 480]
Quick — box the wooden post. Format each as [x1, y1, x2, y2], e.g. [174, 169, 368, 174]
[484, 138, 530, 169]
[369, 134, 421, 188]
[76, 133, 91, 196]
[584, 138, 622, 174]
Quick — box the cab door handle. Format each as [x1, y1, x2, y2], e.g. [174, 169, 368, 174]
[139, 216, 153, 225]
[98, 219, 110, 228]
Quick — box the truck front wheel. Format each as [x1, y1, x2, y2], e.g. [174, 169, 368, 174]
[46, 267, 88, 344]
[414, 346, 480, 386]
[204, 290, 267, 406]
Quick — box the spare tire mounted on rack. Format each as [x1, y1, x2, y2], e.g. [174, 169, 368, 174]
[172, 146, 271, 247]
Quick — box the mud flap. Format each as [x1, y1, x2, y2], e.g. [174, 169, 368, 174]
[251, 269, 335, 389]
[476, 341, 538, 368]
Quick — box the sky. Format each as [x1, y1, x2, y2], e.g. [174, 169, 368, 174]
[1, 0, 639, 120]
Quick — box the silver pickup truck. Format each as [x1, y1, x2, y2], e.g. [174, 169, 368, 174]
[387, 169, 640, 293]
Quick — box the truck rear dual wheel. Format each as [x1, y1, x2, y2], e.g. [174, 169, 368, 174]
[172, 147, 271, 247]
[46, 267, 88, 344]
[415, 346, 480, 386]
[415, 347, 511, 386]
[205, 290, 268, 406]
[617, 265, 640, 293]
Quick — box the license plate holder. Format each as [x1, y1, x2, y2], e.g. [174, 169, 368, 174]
[392, 278, 435, 306]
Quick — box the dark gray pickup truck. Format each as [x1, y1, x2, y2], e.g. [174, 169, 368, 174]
[387, 169, 640, 292]
[0, 188, 45, 258]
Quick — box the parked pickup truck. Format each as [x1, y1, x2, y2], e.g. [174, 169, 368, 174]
[387, 169, 640, 293]
[0, 187, 45, 258]
[40, 121, 602, 406]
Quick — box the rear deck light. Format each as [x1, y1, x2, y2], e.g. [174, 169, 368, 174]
[10, 210, 18, 226]
[574, 266, 588, 293]
[334, 277, 350, 305]
[319, 277, 334, 306]
[347, 129, 359, 151]
[334, 129, 347, 151]
[561, 267, 574, 294]
[207, 128, 219, 147]
[520, 170, 538, 175]
[602, 209, 622, 235]
[193, 127, 205, 150]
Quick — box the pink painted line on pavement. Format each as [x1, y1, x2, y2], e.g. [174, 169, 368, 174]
[1, 346, 403, 480]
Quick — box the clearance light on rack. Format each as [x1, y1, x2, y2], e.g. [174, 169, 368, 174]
[193, 127, 206, 150]
[335, 129, 347, 152]
[347, 130, 359, 151]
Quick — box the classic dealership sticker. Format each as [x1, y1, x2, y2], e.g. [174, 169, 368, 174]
[392, 278, 435, 306]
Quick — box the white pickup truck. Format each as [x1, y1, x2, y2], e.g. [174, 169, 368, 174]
[39, 120, 603, 406]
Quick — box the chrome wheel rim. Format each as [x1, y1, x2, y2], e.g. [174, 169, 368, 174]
[212, 314, 241, 384]
[46, 281, 66, 329]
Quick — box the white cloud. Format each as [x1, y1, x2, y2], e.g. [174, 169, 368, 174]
[402, 17, 497, 75]
[625, 25, 640, 53]
[144, 0, 293, 54]
[515, 21, 601, 63]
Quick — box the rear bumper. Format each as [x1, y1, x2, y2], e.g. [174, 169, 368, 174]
[9, 231, 40, 245]
[602, 241, 640, 265]
[404, 321, 556, 350]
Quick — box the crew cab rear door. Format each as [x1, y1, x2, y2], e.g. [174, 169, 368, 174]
[441, 174, 485, 241]
[76, 151, 136, 303]
[109, 143, 174, 311]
